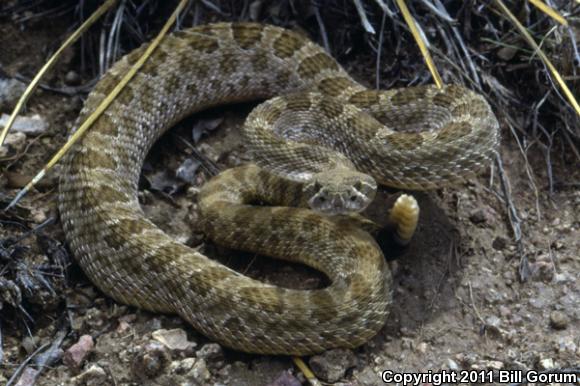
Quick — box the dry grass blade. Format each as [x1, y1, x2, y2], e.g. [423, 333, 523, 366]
[352, 0, 376, 34]
[394, 0, 443, 88]
[493, 0, 580, 117]
[0, 0, 119, 147]
[4, 0, 190, 211]
[528, 0, 568, 26]
[293, 357, 322, 386]
[373, 0, 396, 16]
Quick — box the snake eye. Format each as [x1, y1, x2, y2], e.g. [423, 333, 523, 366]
[353, 181, 363, 191]
[350, 195, 357, 202]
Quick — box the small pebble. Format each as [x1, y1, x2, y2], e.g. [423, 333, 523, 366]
[447, 358, 459, 370]
[152, 328, 196, 352]
[188, 358, 211, 383]
[549, 310, 569, 330]
[266, 371, 302, 386]
[485, 315, 502, 335]
[72, 365, 108, 386]
[497, 46, 517, 61]
[176, 158, 201, 184]
[469, 209, 488, 224]
[539, 357, 555, 370]
[14, 367, 39, 386]
[0, 113, 48, 135]
[557, 336, 577, 353]
[65, 70, 81, 86]
[492, 236, 508, 250]
[0, 131, 26, 156]
[416, 342, 428, 354]
[21, 336, 39, 354]
[132, 341, 171, 379]
[116, 320, 131, 333]
[63, 335, 94, 370]
[197, 343, 224, 362]
[487, 360, 504, 370]
[0, 77, 26, 110]
[309, 348, 357, 383]
[171, 357, 196, 374]
[471, 359, 503, 370]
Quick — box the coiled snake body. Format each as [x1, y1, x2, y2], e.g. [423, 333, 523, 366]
[58, 23, 499, 355]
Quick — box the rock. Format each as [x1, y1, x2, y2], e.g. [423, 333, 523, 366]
[63, 335, 94, 369]
[530, 260, 555, 282]
[472, 359, 503, 370]
[132, 341, 171, 379]
[309, 349, 357, 383]
[487, 360, 504, 370]
[0, 113, 48, 135]
[71, 364, 108, 386]
[116, 320, 131, 333]
[447, 358, 459, 370]
[152, 328, 196, 352]
[65, 70, 81, 86]
[538, 357, 555, 370]
[469, 207, 494, 225]
[549, 310, 569, 330]
[553, 272, 574, 283]
[176, 158, 201, 184]
[197, 143, 219, 162]
[492, 236, 508, 250]
[497, 46, 518, 61]
[557, 336, 577, 353]
[416, 342, 428, 354]
[0, 131, 26, 156]
[14, 367, 39, 386]
[188, 358, 211, 383]
[197, 343, 224, 362]
[191, 117, 223, 143]
[266, 371, 302, 386]
[21, 336, 39, 354]
[171, 357, 196, 374]
[0, 77, 26, 111]
[485, 315, 503, 336]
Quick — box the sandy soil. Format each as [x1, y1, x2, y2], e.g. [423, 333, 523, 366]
[0, 11, 578, 386]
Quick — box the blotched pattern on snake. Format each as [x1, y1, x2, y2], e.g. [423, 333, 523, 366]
[58, 22, 499, 355]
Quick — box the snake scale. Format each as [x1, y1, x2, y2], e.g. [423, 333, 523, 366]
[58, 22, 499, 355]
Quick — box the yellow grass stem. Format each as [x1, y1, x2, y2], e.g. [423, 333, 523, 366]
[0, 0, 119, 147]
[528, 0, 568, 26]
[394, 0, 443, 88]
[293, 357, 321, 386]
[494, 0, 580, 118]
[5, 0, 190, 211]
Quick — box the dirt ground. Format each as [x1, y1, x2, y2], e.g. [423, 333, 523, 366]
[0, 8, 578, 386]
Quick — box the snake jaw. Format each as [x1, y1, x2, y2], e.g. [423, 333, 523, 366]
[304, 170, 377, 215]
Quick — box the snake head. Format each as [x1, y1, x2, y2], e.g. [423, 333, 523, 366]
[304, 169, 377, 215]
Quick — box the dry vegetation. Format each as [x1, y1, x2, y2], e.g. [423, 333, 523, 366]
[0, 1, 578, 385]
